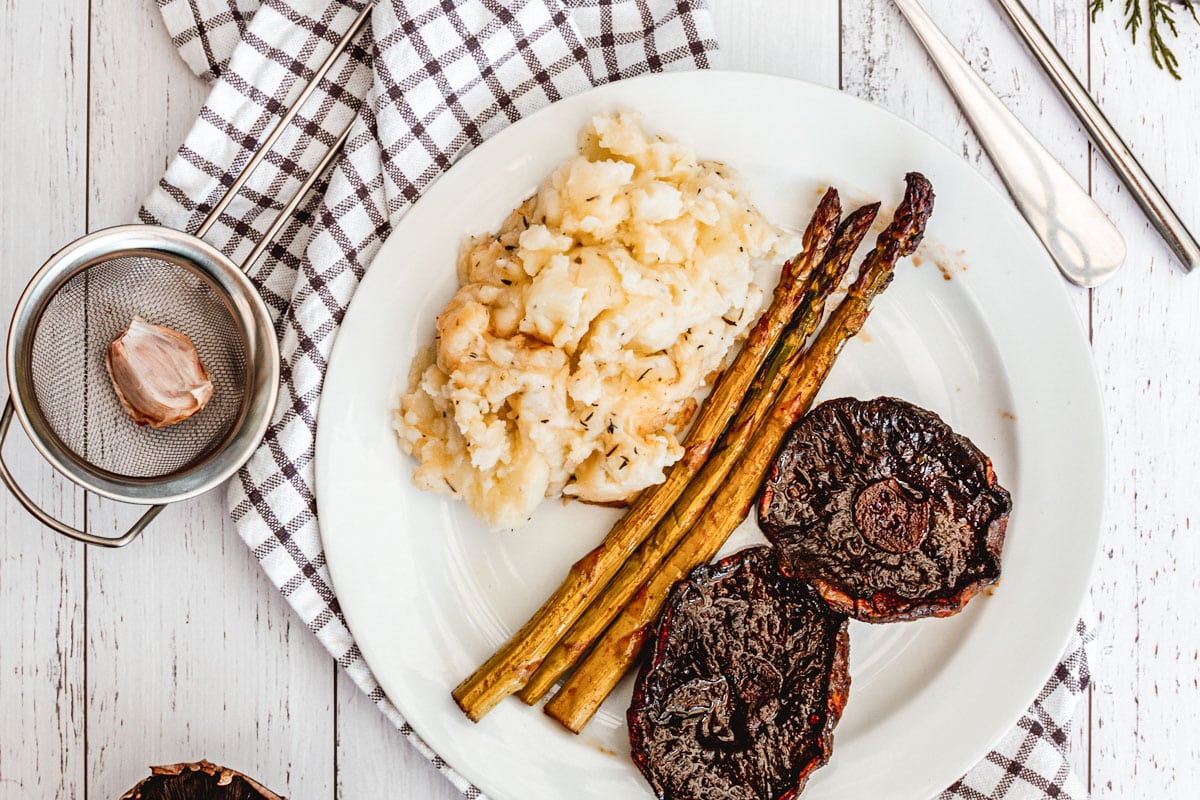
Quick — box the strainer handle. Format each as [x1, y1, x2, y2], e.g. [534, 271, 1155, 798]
[0, 399, 165, 547]
[194, 0, 376, 240]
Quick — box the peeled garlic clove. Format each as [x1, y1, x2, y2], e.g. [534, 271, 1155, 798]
[105, 316, 214, 429]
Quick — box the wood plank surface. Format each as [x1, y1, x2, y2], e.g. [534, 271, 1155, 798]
[713, 0, 840, 86]
[6, 0, 1200, 797]
[0, 1, 88, 797]
[335, 674, 456, 799]
[1087, 7, 1200, 797]
[79, 1, 334, 798]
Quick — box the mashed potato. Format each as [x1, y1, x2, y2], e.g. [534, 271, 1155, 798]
[395, 112, 791, 529]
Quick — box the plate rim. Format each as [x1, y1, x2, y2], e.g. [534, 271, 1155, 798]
[315, 69, 1107, 799]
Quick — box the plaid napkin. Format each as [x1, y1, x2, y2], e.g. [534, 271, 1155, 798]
[144, 2, 1094, 797]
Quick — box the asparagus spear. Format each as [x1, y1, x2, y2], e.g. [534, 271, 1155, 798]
[451, 190, 843, 722]
[543, 173, 935, 733]
[517, 202, 881, 705]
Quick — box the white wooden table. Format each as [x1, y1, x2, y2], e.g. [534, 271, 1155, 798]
[2, 1, 1197, 797]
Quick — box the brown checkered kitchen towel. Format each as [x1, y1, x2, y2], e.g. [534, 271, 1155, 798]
[143, 2, 1094, 797]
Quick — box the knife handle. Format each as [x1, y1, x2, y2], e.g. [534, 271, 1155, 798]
[893, 0, 1127, 287]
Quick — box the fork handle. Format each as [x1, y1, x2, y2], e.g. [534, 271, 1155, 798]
[992, 0, 1200, 273]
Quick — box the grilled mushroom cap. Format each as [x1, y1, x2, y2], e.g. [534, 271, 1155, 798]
[119, 761, 284, 800]
[758, 396, 1011, 622]
[628, 547, 850, 800]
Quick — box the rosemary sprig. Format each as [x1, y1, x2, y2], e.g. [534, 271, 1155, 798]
[1091, 0, 1199, 79]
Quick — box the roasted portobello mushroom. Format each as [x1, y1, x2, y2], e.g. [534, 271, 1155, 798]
[758, 396, 1011, 622]
[628, 546, 850, 800]
[119, 761, 284, 800]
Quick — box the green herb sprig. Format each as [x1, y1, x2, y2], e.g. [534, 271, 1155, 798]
[1090, 0, 1199, 79]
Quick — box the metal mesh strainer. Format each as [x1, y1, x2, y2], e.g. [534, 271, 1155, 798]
[0, 2, 374, 547]
[31, 253, 249, 479]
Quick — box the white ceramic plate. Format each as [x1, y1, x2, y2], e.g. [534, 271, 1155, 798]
[315, 72, 1105, 800]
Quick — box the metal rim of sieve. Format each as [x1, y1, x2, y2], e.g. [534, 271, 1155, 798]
[5, 224, 280, 506]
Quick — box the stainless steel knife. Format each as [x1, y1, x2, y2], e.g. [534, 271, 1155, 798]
[893, 0, 1127, 287]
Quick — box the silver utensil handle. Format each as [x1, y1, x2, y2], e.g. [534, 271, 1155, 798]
[195, 0, 375, 240]
[894, 0, 1127, 287]
[240, 121, 354, 271]
[992, 0, 1200, 273]
[0, 399, 164, 547]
